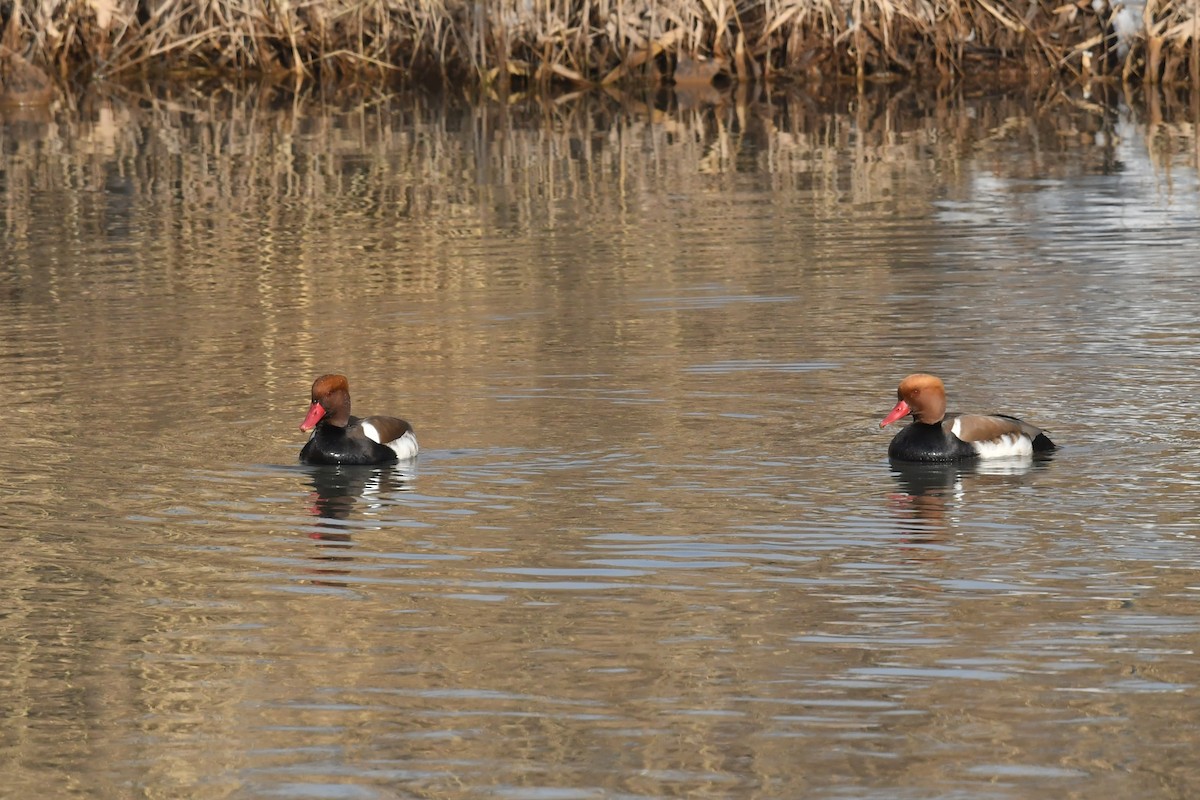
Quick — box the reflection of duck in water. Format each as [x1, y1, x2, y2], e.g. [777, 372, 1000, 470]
[887, 459, 969, 539]
[881, 374, 1055, 462]
[299, 374, 419, 465]
[305, 462, 418, 523]
[888, 454, 1054, 539]
[890, 457, 1048, 501]
[300, 463, 415, 585]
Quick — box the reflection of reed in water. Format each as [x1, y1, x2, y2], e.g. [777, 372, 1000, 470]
[0, 88, 1189, 477]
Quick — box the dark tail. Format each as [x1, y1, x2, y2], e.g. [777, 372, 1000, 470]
[1032, 432, 1056, 453]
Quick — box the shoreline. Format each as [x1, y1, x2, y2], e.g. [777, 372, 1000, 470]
[1, 0, 1197, 104]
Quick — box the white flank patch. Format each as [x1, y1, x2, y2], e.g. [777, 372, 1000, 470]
[972, 433, 1033, 459]
[363, 422, 419, 459]
[387, 430, 420, 460]
[361, 421, 381, 444]
[950, 418, 962, 439]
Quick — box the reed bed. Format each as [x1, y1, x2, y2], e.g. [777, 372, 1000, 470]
[0, 0, 1198, 96]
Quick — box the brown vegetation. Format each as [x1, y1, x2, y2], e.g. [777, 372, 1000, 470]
[0, 0, 1197, 98]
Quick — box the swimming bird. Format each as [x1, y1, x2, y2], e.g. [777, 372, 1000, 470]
[880, 373, 1055, 462]
[299, 374, 418, 465]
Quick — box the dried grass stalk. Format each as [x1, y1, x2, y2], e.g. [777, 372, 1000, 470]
[0, 0, 1197, 89]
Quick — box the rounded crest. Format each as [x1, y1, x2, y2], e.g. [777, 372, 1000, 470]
[311, 374, 350, 401]
[896, 373, 947, 424]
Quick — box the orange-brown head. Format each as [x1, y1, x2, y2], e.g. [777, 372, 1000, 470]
[880, 373, 948, 427]
[300, 374, 352, 431]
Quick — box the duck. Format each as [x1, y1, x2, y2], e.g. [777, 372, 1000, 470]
[880, 373, 1055, 462]
[299, 374, 419, 465]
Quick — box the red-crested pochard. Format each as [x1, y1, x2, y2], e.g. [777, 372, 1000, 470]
[299, 374, 419, 465]
[880, 373, 1055, 462]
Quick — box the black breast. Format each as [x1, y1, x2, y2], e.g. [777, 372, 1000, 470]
[300, 420, 398, 465]
[887, 420, 978, 462]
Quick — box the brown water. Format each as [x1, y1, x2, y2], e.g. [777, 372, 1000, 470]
[3, 86, 1200, 799]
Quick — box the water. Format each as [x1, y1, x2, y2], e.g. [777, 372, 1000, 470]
[3, 87, 1200, 798]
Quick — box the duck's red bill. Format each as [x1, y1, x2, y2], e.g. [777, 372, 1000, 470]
[300, 402, 326, 432]
[880, 399, 911, 428]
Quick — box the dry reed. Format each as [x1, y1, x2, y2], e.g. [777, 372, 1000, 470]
[0, 0, 1197, 98]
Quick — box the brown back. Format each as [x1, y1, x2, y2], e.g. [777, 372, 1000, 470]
[362, 415, 414, 444]
[949, 413, 1043, 443]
